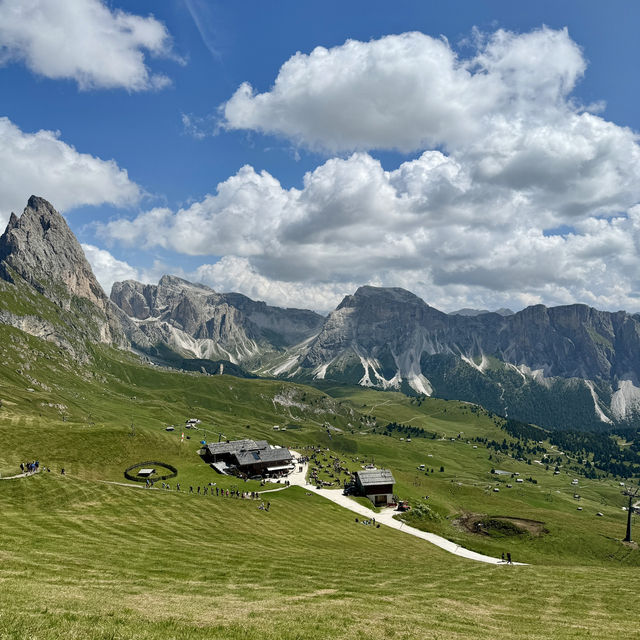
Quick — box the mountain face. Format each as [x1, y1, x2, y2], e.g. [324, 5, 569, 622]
[0, 196, 130, 353]
[110, 275, 324, 365]
[269, 286, 640, 430]
[4, 196, 640, 431]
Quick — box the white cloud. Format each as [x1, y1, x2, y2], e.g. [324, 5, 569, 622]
[0, 0, 175, 91]
[81, 243, 139, 294]
[193, 256, 352, 313]
[221, 27, 585, 153]
[98, 27, 640, 313]
[0, 116, 141, 228]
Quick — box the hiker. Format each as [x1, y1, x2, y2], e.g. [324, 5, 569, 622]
[20, 463, 24, 473]
[197, 486, 201, 494]
[266, 502, 270, 511]
[216, 487, 219, 496]
[177, 483, 180, 491]
[507, 552, 512, 564]
[501, 552, 505, 563]
[61, 468, 65, 475]
[189, 486, 193, 493]
[204, 486, 208, 495]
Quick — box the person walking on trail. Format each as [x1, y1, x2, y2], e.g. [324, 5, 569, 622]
[501, 552, 505, 563]
[507, 552, 512, 564]
[189, 486, 193, 493]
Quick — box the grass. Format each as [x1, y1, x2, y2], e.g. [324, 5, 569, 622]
[1, 323, 640, 637]
[1, 474, 640, 640]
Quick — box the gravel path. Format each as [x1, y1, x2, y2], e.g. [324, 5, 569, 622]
[0, 469, 40, 480]
[287, 452, 526, 565]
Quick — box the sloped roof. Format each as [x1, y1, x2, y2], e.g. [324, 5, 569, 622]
[356, 469, 395, 486]
[235, 447, 292, 466]
[205, 439, 268, 455]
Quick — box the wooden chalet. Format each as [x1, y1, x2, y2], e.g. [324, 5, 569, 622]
[354, 469, 396, 506]
[202, 439, 294, 477]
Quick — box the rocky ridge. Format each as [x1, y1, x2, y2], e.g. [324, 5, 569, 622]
[4, 196, 640, 430]
[110, 275, 324, 365]
[269, 286, 640, 429]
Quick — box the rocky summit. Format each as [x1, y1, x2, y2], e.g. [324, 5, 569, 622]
[0, 196, 129, 351]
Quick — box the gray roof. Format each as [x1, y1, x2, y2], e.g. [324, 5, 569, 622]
[356, 469, 395, 486]
[205, 439, 268, 455]
[235, 447, 292, 466]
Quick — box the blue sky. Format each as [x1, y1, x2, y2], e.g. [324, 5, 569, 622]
[1, 0, 640, 313]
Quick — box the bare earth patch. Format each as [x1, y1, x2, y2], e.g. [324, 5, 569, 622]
[454, 512, 548, 537]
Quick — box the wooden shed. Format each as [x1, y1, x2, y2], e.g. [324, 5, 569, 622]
[354, 469, 395, 506]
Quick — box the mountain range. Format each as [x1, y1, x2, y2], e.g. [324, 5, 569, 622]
[3, 196, 640, 431]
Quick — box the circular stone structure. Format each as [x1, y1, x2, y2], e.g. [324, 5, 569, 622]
[124, 461, 178, 483]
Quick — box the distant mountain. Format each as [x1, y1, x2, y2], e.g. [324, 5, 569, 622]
[266, 286, 640, 430]
[449, 307, 514, 317]
[110, 275, 324, 367]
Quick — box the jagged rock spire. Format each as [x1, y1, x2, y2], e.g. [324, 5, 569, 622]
[0, 195, 106, 308]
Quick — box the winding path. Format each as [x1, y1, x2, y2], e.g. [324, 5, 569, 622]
[281, 451, 525, 565]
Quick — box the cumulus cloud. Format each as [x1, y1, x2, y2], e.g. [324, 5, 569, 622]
[99, 27, 640, 313]
[193, 256, 353, 312]
[81, 244, 139, 293]
[222, 27, 586, 153]
[0, 117, 141, 228]
[0, 0, 175, 91]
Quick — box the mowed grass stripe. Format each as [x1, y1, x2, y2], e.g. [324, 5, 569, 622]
[1, 474, 640, 639]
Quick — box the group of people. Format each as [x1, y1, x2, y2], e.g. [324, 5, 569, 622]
[355, 517, 380, 528]
[20, 461, 43, 474]
[186, 484, 262, 500]
[142, 480, 268, 503]
[19, 462, 63, 475]
[501, 552, 513, 564]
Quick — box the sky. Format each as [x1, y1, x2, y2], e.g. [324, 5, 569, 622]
[1, 0, 640, 314]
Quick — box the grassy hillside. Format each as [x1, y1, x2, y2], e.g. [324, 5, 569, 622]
[1, 323, 640, 638]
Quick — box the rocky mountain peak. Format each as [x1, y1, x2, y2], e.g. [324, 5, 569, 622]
[157, 274, 213, 292]
[338, 285, 428, 310]
[0, 195, 106, 309]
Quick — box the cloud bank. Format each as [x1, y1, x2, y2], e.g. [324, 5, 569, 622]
[100, 28, 640, 313]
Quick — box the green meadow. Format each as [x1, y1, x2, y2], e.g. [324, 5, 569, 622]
[1, 323, 639, 638]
